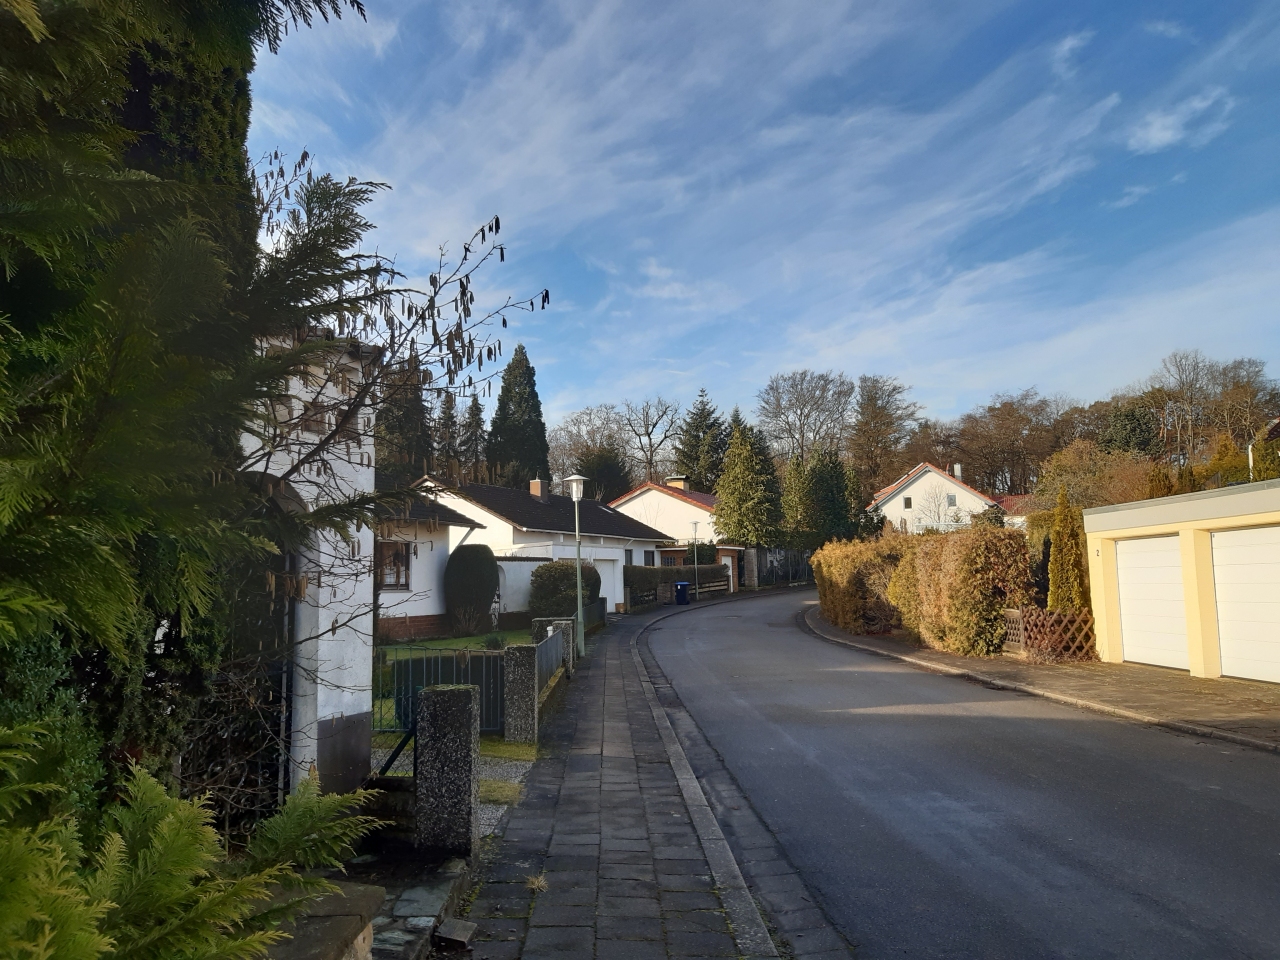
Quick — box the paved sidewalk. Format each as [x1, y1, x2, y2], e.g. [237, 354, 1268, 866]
[804, 603, 1280, 753]
[466, 613, 776, 959]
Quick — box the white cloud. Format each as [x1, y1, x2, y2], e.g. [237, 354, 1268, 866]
[1144, 20, 1192, 41]
[1126, 86, 1235, 153]
[1051, 31, 1094, 79]
[1105, 185, 1152, 209]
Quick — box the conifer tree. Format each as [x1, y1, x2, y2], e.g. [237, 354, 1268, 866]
[781, 456, 815, 548]
[459, 393, 487, 482]
[487, 344, 551, 486]
[807, 447, 853, 544]
[1047, 485, 1090, 611]
[575, 445, 634, 502]
[436, 391, 460, 478]
[714, 427, 778, 546]
[375, 369, 432, 485]
[674, 389, 728, 492]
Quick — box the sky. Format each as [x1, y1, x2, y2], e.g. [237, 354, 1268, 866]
[248, 0, 1280, 424]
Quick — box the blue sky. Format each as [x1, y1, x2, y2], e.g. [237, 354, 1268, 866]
[249, 1, 1280, 424]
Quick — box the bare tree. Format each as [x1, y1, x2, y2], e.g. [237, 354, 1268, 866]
[621, 397, 682, 482]
[845, 374, 920, 494]
[548, 403, 628, 486]
[755, 370, 856, 464]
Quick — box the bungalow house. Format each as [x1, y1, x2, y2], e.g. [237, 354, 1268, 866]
[610, 476, 744, 589]
[872, 463, 996, 533]
[433, 479, 672, 614]
[993, 494, 1035, 530]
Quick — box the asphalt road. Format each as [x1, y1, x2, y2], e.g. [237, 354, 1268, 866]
[645, 591, 1280, 960]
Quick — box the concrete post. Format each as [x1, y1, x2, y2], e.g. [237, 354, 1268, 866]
[743, 548, 760, 589]
[503, 643, 538, 744]
[414, 685, 478, 855]
[1182, 528, 1223, 678]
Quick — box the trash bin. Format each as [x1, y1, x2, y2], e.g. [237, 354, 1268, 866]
[674, 581, 690, 605]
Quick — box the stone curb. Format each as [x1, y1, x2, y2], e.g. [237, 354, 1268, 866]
[624, 591, 788, 960]
[802, 605, 1280, 757]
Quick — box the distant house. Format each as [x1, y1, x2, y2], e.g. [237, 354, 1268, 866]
[871, 463, 996, 533]
[610, 476, 744, 588]
[992, 494, 1035, 530]
[434, 479, 672, 614]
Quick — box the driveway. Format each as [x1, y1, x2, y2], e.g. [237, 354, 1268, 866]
[645, 591, 1280, 959]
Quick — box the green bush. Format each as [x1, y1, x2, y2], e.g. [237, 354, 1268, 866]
[530, 561, 601, 618]
[443, 545, 500, 637]
[623, 564, 729, 595]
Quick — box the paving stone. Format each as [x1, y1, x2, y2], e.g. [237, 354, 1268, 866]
[657, 873, 715, 892]
[653, 845, 705, 860]
[655, 859, 711, 876]
[597, 895, 662, 918]
[599, 862, 656, 881]
[521, 925, 594, 958]
[472, 942, 522, 960]
[595, 939, 669, 960]
[601, 837, 651, 852]
[595, 916, 664, 940]
[660, 890, 721, 912]
[529, 902, 596, 927]
[666, 929, 739, 955]
[472, 917, 527, 942]
[665, 911, 730, 934]
[599, 878, 659, 899]
[600, 849, 654, 866]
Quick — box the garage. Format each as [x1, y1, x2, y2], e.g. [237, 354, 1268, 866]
[1116, 536, 1188, 670]
[1212, 526, 1280, 683]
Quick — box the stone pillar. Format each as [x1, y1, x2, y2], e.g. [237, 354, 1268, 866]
[743, 548, 760, 590]
[503, 643, 538, 744]
[559, 620, 576, 677]
[414, 685, 478, 855]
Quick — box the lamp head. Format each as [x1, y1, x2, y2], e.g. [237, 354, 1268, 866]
[564, 474, 588, 502]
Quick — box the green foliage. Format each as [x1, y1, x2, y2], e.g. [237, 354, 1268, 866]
[575, 444, 633, 503]
[443, 545, 499, 636]
[780, 456, 814, 548]
[529, 560, 600, 618]
[459, 393, 487, 483]
[1100, 403, 1163, 458]
[375, 368, 432, 486]
[0, 724, 381, 960]
[435, 391, 460, 476]
[1047, 486, 1089, 613]
[714, 425, 780, 547]
[685, 542, 717, 564]
[972, 504, 1006, 528]
[811, 536, 905, 635]
[674, 389, 727, 493]
[807, 448, 853, 544]
[487, 344, 550, 487]
[622, 564, 728, 595]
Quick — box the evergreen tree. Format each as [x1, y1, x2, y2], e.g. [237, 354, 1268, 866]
[744, 420, 783, 537]
[807, 447, 853, 544]
[436, 391, 460, 478]
[781, 456, 815, 548]
[487, 344, 551, 486]
[375, 368, 432, 485]
[845, 466, 881, 538]
[1047, 485, 1090, 612]
[674, 388, 728, 492]
[575, 445, 634, 502]
[714, 427, 778, 547]
[1100, 403, 1163, 459]
[459, 393, 488, 482]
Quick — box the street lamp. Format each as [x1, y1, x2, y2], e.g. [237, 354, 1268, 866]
[565, 474, 588, 656]
[691, 520, 700, 602]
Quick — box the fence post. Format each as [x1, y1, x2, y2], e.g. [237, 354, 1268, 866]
[503, 643, 538, 744]
[414, 684, 478, 855]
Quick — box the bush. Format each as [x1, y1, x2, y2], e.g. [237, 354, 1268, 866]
[623, 564, 729, 595]
[889, 527, 1033, 656]
[443, 545, 500, 637]
[530, 561, 601, 618]
[811, 536, 906, 635]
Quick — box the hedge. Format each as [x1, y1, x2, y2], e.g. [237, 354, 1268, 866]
[530, 560, 601, 618]
[623, 564, 728, 594]
[443, 544, 500, 637]
[810, 537, 905, 634]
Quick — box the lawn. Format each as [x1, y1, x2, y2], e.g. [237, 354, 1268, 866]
[379, 628, 531, 655]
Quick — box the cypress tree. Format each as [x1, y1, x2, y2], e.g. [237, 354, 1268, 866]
[487, 344, 551, 486]
[575, 445, 634, 502]
[1047, 485, 1090, 611]
[807, 447, 853, 544]
[714, 427, 777, 547]
[781, 456, 815, 548]
[459, 392, 487, 482]
[375, 368, 432, 485]
[674, 388, 728, 492]
[436, 391, 460, 478]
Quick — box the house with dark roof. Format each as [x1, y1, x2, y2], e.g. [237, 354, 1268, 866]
[610, 476, 744, 588]
[871, 463, 997, 533]
[433, 479, 673, 615]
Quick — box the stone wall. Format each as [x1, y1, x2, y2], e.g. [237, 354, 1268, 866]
[375, 613, 449, 641]
[414, 685, 478, 854]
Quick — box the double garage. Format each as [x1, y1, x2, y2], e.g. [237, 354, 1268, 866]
[1085, 480, 1280, 684]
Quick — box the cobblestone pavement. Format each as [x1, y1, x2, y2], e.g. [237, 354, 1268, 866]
[466, 610, 781, 960]
[804, 602, 1280, 751]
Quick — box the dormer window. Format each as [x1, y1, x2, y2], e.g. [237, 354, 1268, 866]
[903, 496, 912, 510]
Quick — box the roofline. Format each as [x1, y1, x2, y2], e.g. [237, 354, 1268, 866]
[439, 487, 675, 542]
[871, 462, 996, 508]
[609, 480, 716, 512]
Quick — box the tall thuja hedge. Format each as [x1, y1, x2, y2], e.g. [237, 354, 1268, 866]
[443, 545, 500, 636]
[811, 537, 904, 635]
[1047, 485, 1090, 612]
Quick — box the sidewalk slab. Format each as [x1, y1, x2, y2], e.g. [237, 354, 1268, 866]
[803, 603, 1280, 753]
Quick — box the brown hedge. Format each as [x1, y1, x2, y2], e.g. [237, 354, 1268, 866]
[811, 535, 907, 635]
[623, 564, 728, 594]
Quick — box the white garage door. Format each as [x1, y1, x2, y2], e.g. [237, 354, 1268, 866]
[1212, 526, 1280, 683]
[1116, 536, 1189, 670]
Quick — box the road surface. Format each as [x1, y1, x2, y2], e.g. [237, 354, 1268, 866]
[645, 591, 1280, 959]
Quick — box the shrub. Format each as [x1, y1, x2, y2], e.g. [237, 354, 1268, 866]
[443, 545, 500, 637]
[1047, 486, 1090, 612]
[811, 536, 906, 634]
[530, 561, 601, 618]
[623, 564, 729, 596]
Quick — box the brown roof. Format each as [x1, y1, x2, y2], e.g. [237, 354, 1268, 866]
[452, 483, 672, 541]
[993, 494, 1036, 517]
[609, 481, 717, 512]
[374, 471, 481, 528]
[871, 463, 996, 509]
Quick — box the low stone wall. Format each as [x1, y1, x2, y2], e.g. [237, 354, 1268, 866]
[503, 643, 538, 744]
[267, 881, 385, 960]
[375, 613, 449, 641]
[415, 685, 478, 855]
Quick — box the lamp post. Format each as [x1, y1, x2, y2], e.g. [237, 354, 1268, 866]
[691, 521, 700, 602]
[565, 474, 588, 656]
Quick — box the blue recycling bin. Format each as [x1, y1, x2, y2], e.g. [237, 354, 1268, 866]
[674, 581, 690, 605]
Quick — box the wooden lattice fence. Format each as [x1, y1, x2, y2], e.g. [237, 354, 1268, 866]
[1003, 607, 1097, 663]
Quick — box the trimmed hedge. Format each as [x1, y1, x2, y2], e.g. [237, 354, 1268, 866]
[623, 564, 728, 594]
[810, 536, 905, 635]
[443, 544, 500, 637]
[530, 560, 601, 618]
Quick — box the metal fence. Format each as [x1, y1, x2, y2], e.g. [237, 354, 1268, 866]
[372, 646, 505, 775]
[535, 626, 564, 697]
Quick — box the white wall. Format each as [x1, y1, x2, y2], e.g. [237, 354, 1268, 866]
[878, 468, 992, 532]
[377, 522, 450, 620]
[496, 559, 540, 613]
[613, 487, 716, 543]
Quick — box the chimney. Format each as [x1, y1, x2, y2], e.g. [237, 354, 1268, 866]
[529, 478, 549, 502]
[953, 463, 963, 483]
[664, 475, 689, 491]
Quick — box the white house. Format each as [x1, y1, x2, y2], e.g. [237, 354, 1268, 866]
[871, 463, 996, 533]
[610, 477, 743, 587]
[434, 479, 672, 613]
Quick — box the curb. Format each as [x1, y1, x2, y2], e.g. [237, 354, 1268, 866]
[802, 605, 1280, 757]
[625, 592, 785, 959]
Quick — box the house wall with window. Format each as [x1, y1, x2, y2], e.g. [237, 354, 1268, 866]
[373, 521, 458, 640]
[872, 464, 995, 533]
[610, 483, 720, 543]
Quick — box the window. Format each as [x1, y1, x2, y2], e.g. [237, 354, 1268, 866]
[625, 549, 634, 565]
[903, 496, 912, 510]
[644, 550, 655, 567]
[301, 402, 327, 435]
[947, 494, 957, 508]
[662, 556, 677, 567]
[376, 542, 411, 590]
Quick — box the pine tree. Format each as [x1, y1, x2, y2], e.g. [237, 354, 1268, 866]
[375, 369, 432, 485]
[781, 456, 815, 548]
[714, 427, 777, 547]
[807, 447, 853, 544]
[575, 445, 634, 502]
[674, 389, 727, 492]
[459, 393, 487, 482]
[487, 344, 551, 487]
[436, 391, 460, 478]
[1047, 485, 1090, 612]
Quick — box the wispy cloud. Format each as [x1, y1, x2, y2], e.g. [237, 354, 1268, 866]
[1126, 86, 1235, 153]
[1144, 20, 1193, 41]
[1051, 31, 1094, 79]
[1105, 185, 1153, 209]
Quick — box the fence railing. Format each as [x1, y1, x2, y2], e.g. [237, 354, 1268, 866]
[535, 625, 563, 697]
